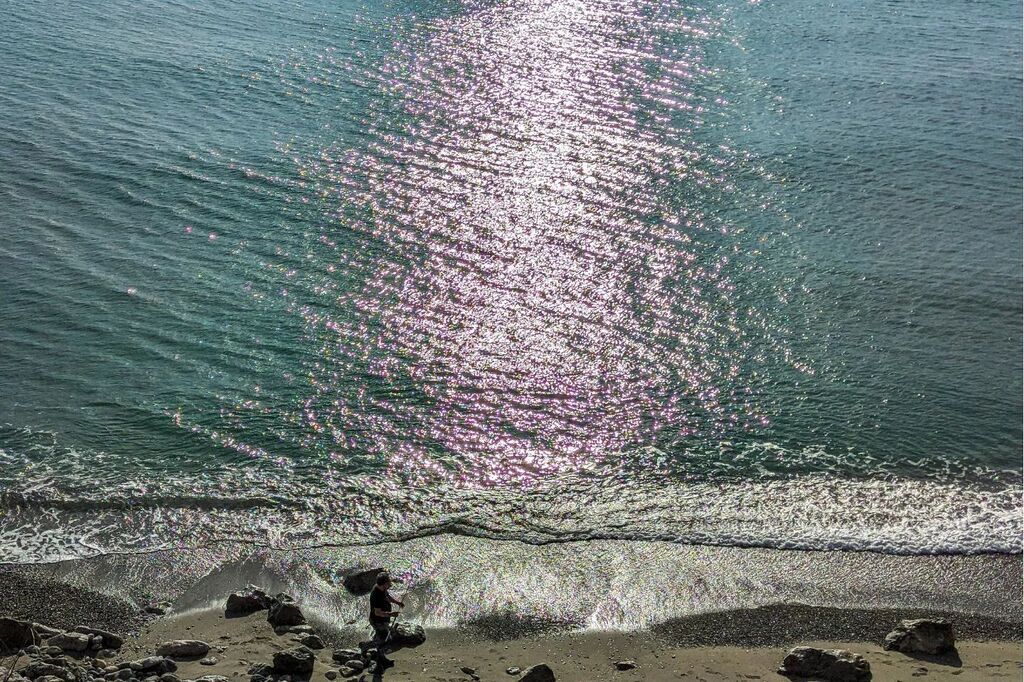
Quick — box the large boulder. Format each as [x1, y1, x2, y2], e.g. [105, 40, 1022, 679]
[225, 587, 271, 616]
[272, 646, 315, 675]
[47, 633, 91, 653]
[883, 619, 955, 655]
[519, 664, 556, 682]
[267, 594, 306, 627]
[0, 617, 40, 652]
[341, 569, 384, 596]
[72, 627, 123, 650]
[156, 641, 211, 658]
[778, 647, 871, 681]
[380, 622, 426, 653]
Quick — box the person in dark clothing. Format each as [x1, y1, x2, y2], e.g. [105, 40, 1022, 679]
[368, 573, 404, 670]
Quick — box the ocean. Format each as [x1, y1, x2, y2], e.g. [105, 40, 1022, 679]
[0, 0, 1021, 624]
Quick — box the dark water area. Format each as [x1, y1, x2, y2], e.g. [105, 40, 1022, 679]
[0, 0, 1020, 563]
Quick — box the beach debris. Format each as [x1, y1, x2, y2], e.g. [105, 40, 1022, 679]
[272, 646, 315, 675]
[883, 619, 955, 655]
[341, 569, 384, 597]
[266, 596, 305, 628]
[614, 660, 636, 670]
[505, 667, 520, 675]
[0, 617, 41, 652]
[518, 664, 556, 682]
[71, 627, 122, 651]
[226, 588, 272, 617]
[777, 647, 870, 681]
[156, 641, 211, 659]
[46, 633, 91, 653]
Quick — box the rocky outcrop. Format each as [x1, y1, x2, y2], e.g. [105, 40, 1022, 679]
[341, 569, 384, 596]
[225, 588, 271, 617]
[778, 647, 871, 681]
[1, 617, 40, 652]
[155, 641, 211, 659]
[266, 595, 305, 628]
[272, 646, 315, 675]
[519, 664, 556, 682]
[883, 619, 955, 655]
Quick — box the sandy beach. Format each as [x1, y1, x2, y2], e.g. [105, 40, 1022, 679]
[2, 561, 1021, 682]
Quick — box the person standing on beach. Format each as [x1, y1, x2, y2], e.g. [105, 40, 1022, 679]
[369, 573, 404, 669]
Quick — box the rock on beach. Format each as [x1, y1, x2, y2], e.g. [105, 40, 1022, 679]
[883, 619, 956, 655]
[518, 663, 556, 682]
[156, 641, 211, 659]
[778, 646, 871, 682]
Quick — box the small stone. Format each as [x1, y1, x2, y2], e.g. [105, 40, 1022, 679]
[156, 641, 211, 659]
[98, 650, 118, 660]
[519, 664, 556, 682]
[43, 647, 64, 656]
[199, 658, 218, 666]
[331, 650, 361, 665]
[336, 668, 359, 680]
[297, 635, 324, 650]
[193, 676, 229, 682]
[615, 660, 636, 671]
[158, 675, 180, 682]
[272, 646, 315, 675]
[324, 673, 337, 681]
[505, 668, 521, 676]
[341, 661, 362, 673]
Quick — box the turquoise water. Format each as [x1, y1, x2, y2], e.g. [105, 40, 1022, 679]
[0, 0, 1020, 561]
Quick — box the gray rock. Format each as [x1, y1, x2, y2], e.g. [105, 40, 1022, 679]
[297, 635, 324, 651]
[36, 676, 66, 682]
[156, 641, 211, 659]
[199, 658, 218, 667]
[72, 627, 123, 650]
[378, 622, 426, 653]
[98, 650, 118, 660]
[778, 647, 871, 682]
[519, 664, 555, 682]
[1, 617, 41, 652]
[614, 660, 636, 671]
[158, 675, 180, 682]
[26, 645, 42, 654]
[330, 650, 360, 665]
[193, 676, 229, 682]
[48, 633, 92, 653]
[267, 596, 305, 628]
[275, 625, 314, 636]
[459, 666, 478, 680]
[43, 647, 65, 656]
[117, 669, 134, 680]
[340, 661, 362, 673]
[883, 619, 955, 655]
[144, 603, 171, 616]
[33, 624, 63, 639]
[272, 646, 315, 675]
[20, 664, 75, 682]
[225, 588, 271, 617]
[323, 673, 337, 681]
[341, 569, 384, 596]
[335, 669, 359, 680]
[128, 658, 177, 676]
[505, 668, 520, 675]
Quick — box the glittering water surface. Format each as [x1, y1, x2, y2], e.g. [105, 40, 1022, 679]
[0, 0, 1020, 562]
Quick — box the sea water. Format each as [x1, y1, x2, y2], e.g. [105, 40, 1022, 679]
[0, 0, 1020, 570]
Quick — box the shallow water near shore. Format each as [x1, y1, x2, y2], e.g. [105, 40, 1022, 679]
[0, 0, 1021, 578]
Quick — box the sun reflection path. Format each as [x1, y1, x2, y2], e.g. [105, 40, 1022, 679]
[285, 0, 799, 487]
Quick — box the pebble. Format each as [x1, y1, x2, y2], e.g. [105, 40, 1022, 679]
[615, 660, 637, 670]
